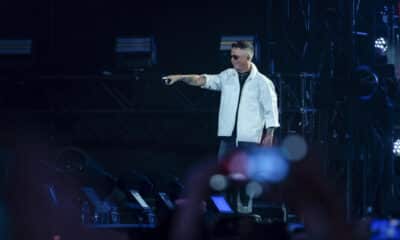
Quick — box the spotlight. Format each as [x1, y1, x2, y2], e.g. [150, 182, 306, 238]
[375, 37, 388, 53]
[393, 139, 400, 157]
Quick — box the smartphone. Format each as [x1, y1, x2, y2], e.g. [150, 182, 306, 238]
[370, 219, 400, 239]
[129, 190, 151, 210]
[210, 195, 234, 214]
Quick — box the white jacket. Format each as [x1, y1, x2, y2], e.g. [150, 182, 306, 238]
[202, 63, 280, 143]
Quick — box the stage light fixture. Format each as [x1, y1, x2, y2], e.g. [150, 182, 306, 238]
[0, 39, 32, 55]
[393, 139, 400, 157]
[114, 36, 157, 70]
[353, 65, 379, 100]
[375, 37, 388, 53]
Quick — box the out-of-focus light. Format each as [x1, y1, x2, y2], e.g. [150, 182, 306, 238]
[281, 135, 308, 161]
[229, 172, 247, 181]
[393, 139, 400, 157]
[246, 148, 289, 183]
[209, 174, 228, 191]
[375, 37, 388, 53]
[227, 151, 249, 179]
[385, 227, 397, 238]
[245, 181, 263, 198]
[371, 219, 400, 239]
[390, 219, 400, 227]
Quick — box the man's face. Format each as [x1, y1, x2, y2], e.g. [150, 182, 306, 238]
[230, 48, 251, 71]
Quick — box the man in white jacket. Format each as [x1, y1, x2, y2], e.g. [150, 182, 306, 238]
[163, 41, 280, 159]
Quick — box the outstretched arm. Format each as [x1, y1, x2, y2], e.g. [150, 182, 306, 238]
[162, 74, 206, 87]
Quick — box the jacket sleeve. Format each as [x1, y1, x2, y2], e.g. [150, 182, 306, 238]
[201, 70, 230, 91]
[259, 77, 280, 128]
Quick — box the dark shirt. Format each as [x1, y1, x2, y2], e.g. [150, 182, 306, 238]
[230, 70, 251, 138]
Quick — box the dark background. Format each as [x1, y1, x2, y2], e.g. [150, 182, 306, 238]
[0, 0, 399, 228]
[0, 0, 389, 177]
